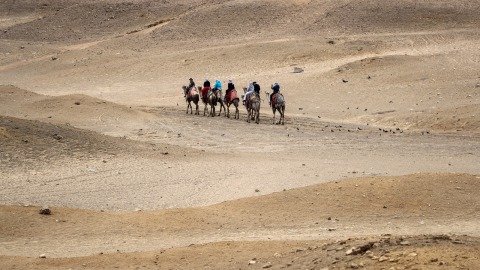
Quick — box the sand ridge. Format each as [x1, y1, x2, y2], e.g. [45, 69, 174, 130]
[0, 0, 479, 269]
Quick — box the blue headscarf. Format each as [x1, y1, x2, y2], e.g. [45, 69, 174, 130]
[214, 80, 222, 90]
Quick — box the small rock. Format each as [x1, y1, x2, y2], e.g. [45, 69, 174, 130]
[39, 207, 51, 215]
[345, 248, 355, 255]
[400, 241, 410, 245]
[262, 262, 273, 268]
[349, 262, 359, 269]
[293, 67, 304, 73]
[39, 254, 47, 258]
[379, 256, 389, 262]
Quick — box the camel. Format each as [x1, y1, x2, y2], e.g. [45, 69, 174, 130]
[213, 89, 226, 117]
[245, 92, 261, 124]
[269, 92, 285, 125]
[182, 86, 199, 115]
[224, 89, 240, 119]
[204, 88, 217, 117]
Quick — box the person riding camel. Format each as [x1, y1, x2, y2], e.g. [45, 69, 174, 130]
[243, 82, 254, 105]
[270, 82, 280, 106]
[201, 79, 211, 102]
[225, 79, 235, 102]
[185, 78, 195, 97]
[213, 80, 222, 96]
[253, 82, 261, 95]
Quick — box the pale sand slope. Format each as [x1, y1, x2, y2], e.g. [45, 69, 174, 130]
[0, 0, 479, 269]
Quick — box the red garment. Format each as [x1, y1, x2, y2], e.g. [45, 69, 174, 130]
[225, 89, 238, 102]
[201, 86, 211, 100]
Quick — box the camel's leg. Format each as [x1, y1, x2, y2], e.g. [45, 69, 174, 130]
[272, 107, 276, 124]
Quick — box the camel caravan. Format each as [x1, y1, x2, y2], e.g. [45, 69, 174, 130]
[182, 79, 285, 125]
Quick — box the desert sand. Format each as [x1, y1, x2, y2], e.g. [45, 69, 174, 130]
[1, 0, 479, 269]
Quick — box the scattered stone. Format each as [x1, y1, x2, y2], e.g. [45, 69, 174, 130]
[342, 79, 348, 83]
[345, 242, 374, 255]
[378, 256, 389, 262]
[53, 133, 63, 140]
[39, 254, 47, 258]
[293, 67, 304, 73]
[400, 241, 410, 245]
[262, 262, 273, 268]
[39, 207, 51, 215]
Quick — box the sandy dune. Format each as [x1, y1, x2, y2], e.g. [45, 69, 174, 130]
[1, 0, 479, 269]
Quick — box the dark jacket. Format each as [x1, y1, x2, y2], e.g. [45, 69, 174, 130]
[203, 80, 210, 87]
[227, 83, 235, 90]
[271, 84, 280, 93]
[253, 83, 260, 94]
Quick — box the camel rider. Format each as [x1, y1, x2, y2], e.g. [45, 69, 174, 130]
[213, 80, 222, 94]
[185, 78, 195, 97]
[270, 82, 280, 106]
[203, 79, 210, 88]
[243, 82, 254, 105]
[253, 81, 261, 95]
[225, 80, 235, 102]
[201, 79, 211, 101]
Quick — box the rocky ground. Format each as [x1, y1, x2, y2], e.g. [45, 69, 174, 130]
[0, 0, 479, 269]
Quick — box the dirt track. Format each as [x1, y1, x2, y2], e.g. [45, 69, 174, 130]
[1, 0, 479, 269]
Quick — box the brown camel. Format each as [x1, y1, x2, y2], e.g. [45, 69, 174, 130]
[182, 86, 199, 115]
